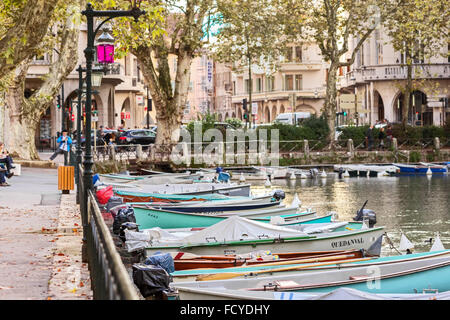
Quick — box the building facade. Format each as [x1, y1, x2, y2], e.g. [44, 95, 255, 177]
[227, 43, 329, 124]
[338, 27, 450, 126]
[26, 22, 155, 150]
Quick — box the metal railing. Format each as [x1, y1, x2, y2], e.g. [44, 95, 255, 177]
[85, 137, 449, 163]
[77, 163, 139, 300]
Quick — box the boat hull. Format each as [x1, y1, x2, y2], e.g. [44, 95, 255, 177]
[133, 206, 314, 229]
[173, 251, 450, 299]
[145, 227, 385, 257]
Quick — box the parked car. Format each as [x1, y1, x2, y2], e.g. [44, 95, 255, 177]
[72, 132, 104, 147]
[117, 129, 156, 145]
[274, 112, 311, 125]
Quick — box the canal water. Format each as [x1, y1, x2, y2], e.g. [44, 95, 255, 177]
[250, 174, 450, 256]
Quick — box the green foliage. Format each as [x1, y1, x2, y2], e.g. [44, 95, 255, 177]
[186, 113, 218, 136]
[225, 118, 243, 129]
[338, 124, 450, 148]
[256, 115, 330, 152]
[409, 151, 421, 163]
[212, 0, 287, 73]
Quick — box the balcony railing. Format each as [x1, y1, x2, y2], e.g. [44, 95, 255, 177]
[232, 88, 325, 100]
[340, 63, 450, 87]
[103, 62, 122, 76]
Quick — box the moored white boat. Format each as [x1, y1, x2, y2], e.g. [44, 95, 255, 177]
[140, 216, 385, 257]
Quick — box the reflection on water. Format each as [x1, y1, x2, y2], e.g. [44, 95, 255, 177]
[250, 174, 450, 255]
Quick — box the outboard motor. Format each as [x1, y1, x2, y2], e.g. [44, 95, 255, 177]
[310, 168, 319, 177]
[272, 190, 286, 201]
[338, 167, 344, 179]
[354, 209, 377, 228]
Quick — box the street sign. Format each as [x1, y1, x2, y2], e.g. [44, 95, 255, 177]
[428, 101, 443, 107]
[92, 116, 99, 122]
[339, 94, 355, 109]
[340, 93, 365, 111]
[251, 102, 258, 115]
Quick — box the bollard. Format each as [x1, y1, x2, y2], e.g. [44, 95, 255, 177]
[303, 140, 310, 158]
[434, 137, 440, 151]
[136, 144, 143, 161]
[347, 139, 354, 157]
[392, 137, 398, 152]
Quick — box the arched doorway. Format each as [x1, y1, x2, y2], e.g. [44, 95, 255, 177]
[218, 113, 223, 121]
[237, 107, 243, 120]
[295, 104, 316, 114]
[279, 105, 285, 114]
[36, 107, 52, 151]
[121, 98, 132, 129]
[271, 105, 277, 122]
[264, 106, 271, 123]
[374, 91, 384, 122]
[393, 90, 430, 125]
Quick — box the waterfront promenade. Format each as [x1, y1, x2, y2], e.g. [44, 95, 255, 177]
[0, 155, 91, 300]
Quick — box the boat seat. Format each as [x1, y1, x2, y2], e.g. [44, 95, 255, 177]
[273, 280, 301, 289]
[349, 275, 368, 281]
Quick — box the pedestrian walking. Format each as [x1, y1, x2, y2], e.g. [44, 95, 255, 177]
[365, 125, 374, 151]
[49, 130, 72, 164]
[378, 127, 386, 150]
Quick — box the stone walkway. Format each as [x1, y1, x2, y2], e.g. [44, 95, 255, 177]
[0, 165, 92, 300]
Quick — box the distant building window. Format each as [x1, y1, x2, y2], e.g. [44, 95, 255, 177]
[285, 47, 293, 62]
[245, 79, 251, 93]
[255, 78, 262, 92]
[133, 58, 138, 76]
[33, 53, 49, 64]
[266, 76, 275, 92]
[285, 75, 294, 91]
[295, 46, 302, 62]
[295, 75, 303, 90]
[448, 43, 450, 63]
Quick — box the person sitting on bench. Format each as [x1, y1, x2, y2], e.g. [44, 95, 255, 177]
[0, 142, 14, 179]
[0, 165, 10, 186]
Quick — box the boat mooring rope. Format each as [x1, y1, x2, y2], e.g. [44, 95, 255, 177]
[384, 232, 402, 255]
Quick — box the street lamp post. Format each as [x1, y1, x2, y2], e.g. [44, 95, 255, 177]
[81, 2, 146, 196]
[75, 65, 84, 204]
[146, 85, 152, 129]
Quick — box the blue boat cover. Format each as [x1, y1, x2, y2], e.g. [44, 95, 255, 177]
[218, 172, 230, 182]
[93, 174, 100, 185]
[144, 252, 175, 274]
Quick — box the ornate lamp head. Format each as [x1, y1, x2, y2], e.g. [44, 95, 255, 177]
[96, 26, 115, 64]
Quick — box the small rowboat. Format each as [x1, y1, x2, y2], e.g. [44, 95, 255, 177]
[132, 205, 317, 229]
[170, 249, 366, 271]
[114, 183, 252, 200]
[149, 200, 281, 214]
[172, 250, 450, 299]
[114, 190, 240, 203]
[393, 163, 448, 174]
[143, 216, 385, 257]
